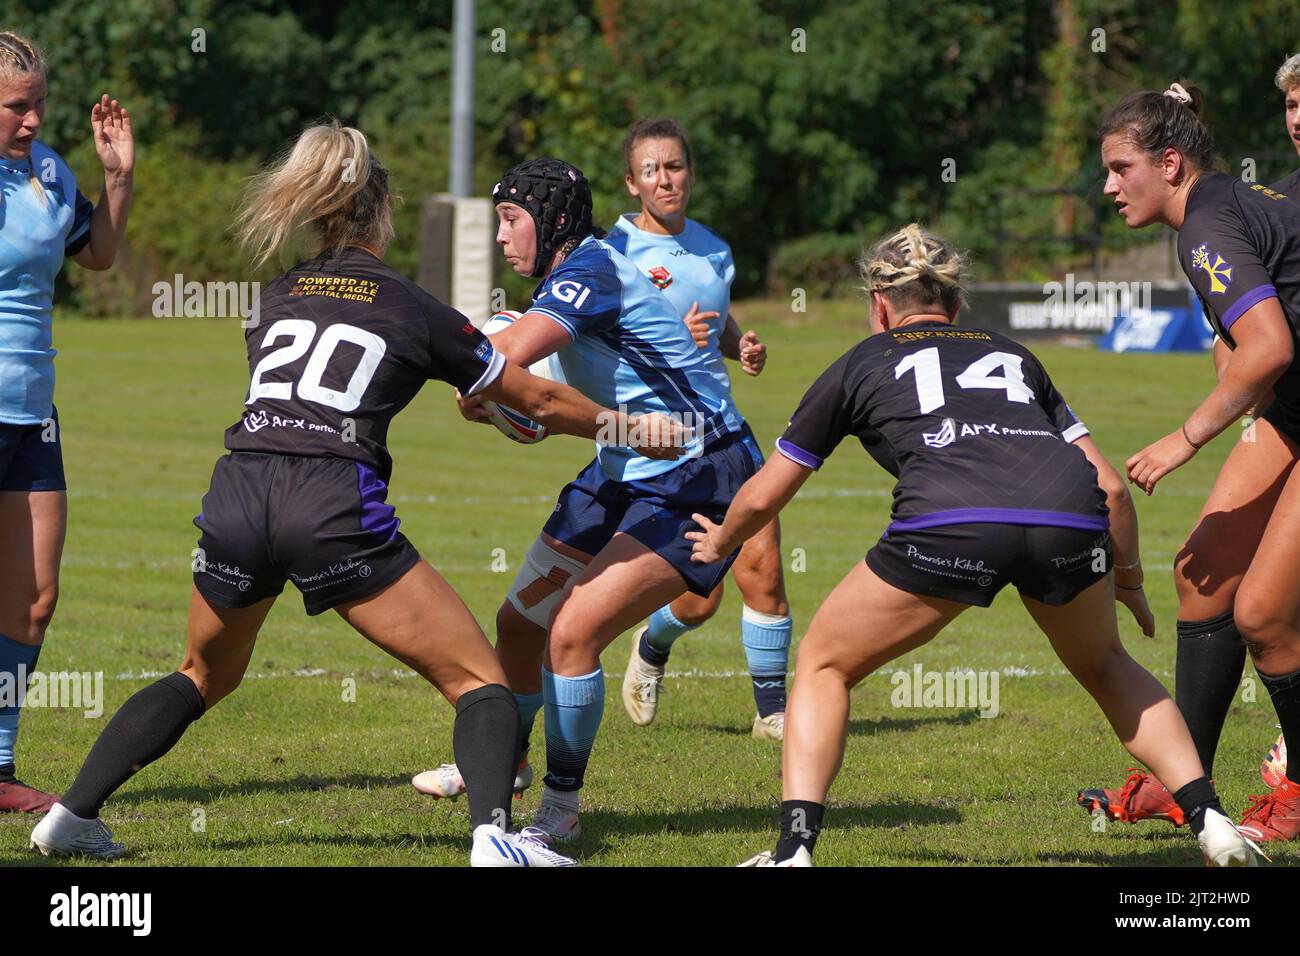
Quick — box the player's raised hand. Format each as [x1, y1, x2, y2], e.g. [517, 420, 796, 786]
[685, 512, 726, 563]
[683, 301, 719, 349]
[626, 412, 693, 460]
[90, 94, 134, 176]
[739, 331, 766, 376]
[1126, 429, 1198, 495]
[455, 388, 493, 424]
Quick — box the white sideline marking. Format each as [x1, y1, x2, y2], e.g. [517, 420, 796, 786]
[112, 665, 1173, 682]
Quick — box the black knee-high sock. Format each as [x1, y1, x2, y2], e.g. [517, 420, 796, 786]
[61, 672, 205, 819]
[452, 684, 519, 831]
[1175, 613, 1246, 777]
[1257, 667, 1300, 786]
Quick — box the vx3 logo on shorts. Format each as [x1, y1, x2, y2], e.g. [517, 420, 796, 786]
[244, 409, 270, 433]
[922, 417, 956, 448]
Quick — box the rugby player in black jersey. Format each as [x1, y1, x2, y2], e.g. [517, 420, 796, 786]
[29, 121, 686, 867]
[1273, 53, 1300, 197]
[1252, 53, 1300, 789]
[687, 224, 1257, 867]
[1077, 82, 1300, 843]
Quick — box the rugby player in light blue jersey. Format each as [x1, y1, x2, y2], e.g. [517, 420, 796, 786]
[0, 32, 133, 812]
[415, 158, 758, 845]
[608, 118, 791, 742]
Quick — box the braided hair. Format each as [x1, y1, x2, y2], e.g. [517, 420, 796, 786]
[859, 223, 966, 316]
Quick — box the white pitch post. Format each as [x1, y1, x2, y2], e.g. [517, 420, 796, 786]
[451, 198, 493, 328]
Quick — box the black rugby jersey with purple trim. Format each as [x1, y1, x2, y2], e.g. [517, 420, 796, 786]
[224, 247, 504, 481]
[1180, 172, 1300, 419]
[777, 323, 1107, 533]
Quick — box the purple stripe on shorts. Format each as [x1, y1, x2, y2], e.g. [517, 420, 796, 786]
[887, 507, 1109, 533]
[775, 437, 823, 470]
[356, 462, 400, 542]
[1221, 284, 1277, 331]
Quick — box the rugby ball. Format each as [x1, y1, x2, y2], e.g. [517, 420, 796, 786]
[480, 311, 566, 444]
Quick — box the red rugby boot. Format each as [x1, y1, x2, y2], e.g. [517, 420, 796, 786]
[0, 779, 58, 813]
[1239, 777, 1300, 842]
[1076, 768, 1186, 826]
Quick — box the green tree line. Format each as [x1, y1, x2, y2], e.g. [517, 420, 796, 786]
[7, 0, 1300, 315]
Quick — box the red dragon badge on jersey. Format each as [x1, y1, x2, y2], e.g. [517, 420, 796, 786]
[647, 265, 672, 290]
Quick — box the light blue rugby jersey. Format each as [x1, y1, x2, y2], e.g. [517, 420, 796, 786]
[606, 214, 736, 399]
[0, 141, 93, 424]
[527, 234, 744, 480]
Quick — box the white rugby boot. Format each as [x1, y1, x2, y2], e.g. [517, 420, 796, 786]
[752, 712, 785, 741]
[622, 626, 666, 726]
[470, 824, 577, 867]
[1198, 807, 1266, 866]
[738, 846, 813, 867]
[30, 803, 127, 860]
[412, 760, 533, 799]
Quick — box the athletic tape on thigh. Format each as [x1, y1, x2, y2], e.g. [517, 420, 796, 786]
[506, 537, 589, 629]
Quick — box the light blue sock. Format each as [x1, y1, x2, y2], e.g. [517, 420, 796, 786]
[0, 634, 42, 772]
[514, 691, 544, 757]
[742, 606, 791, 718]
[541, 667, 604, 793]
[644, 605, 696, 656]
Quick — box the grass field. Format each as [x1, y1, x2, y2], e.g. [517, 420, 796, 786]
[2, 299, 1291, 867]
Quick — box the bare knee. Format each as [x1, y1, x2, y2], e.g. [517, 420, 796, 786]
[1234, 588, 1288, 657]
[547, 605, 595, 668]
[1070, 643, 1131, 697]
[734, 550, 788, 617]
[671, 589, 721, 627]
[177, 663, 237, 708]
[793, 640, 854, 689]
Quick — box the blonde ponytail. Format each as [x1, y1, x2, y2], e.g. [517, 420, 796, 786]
[235, 120, 394, 270]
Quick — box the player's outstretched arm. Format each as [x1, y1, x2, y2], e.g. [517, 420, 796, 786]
[1128, 297, 1293, 494]
[487, 310, 572, 367]
[483, 362, 689, 460]
[1073, 434, 1153, 637]
[687, 454, 811, 562]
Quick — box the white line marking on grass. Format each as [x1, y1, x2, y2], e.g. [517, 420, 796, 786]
[112, 665, 1172, 682]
